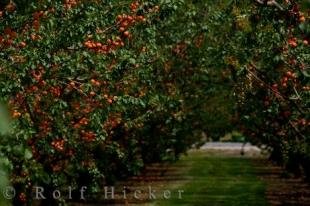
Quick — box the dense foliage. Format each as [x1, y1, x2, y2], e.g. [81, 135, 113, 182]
[0, 0, 229, 205]
[227, 0, 310, 178]
[0, 0, 309, 205]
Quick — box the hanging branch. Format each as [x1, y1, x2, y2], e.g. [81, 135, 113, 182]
[255, 0, 284, 10]
[248, 62, 306, 115]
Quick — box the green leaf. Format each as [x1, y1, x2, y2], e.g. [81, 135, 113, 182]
[24, 149, 33, 160]
[0, 104, 10, 135]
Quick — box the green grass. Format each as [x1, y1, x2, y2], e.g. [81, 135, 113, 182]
[151, 151, 268, 206]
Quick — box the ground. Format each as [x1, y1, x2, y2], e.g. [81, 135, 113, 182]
[70, 143, 310, 206]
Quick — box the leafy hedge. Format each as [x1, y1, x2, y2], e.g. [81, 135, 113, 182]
[225, 0, 310, 178]
[0, 0, 228, 205]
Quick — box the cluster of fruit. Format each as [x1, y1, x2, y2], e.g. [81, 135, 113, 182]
[51, 139, 65, 152]
[73, 117, 89, 129]
[130, 1, 140, 12]
[103, 94, 117, 104]
[288, 36, 309, 48]
[50, 86, 62, 97]
[64, 0, 79, 10]
[39, 120, 52, 136]
[116, 14, 145, 35]
[1, 8, 48, 49]
[84, 2, 150, 54]
[103, 113, 122, 132]
[302, 85, 310, 91]
[18, 192, 27, 204]
[288, 37, 298, 48]
[0, 27, 17, 47]
[32, 11, 45, 31]
[0, 1, 15, 15]
[84, 37, 125, 54]
[297, 118, 309, 126]
[90, 78, 101, 87]
[280, 71, 297, 88]
[80, 130, 96, 142]
[11, 109, 22, 118]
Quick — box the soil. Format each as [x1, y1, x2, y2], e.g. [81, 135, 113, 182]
[253, 159, 310, 206]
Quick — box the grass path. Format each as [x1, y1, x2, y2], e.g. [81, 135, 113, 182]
[149, 150, 268, 206]
[71, 149, 310, 206]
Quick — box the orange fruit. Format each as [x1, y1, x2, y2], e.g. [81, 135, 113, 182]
[299, 15, 306, 22]
[123, 31, 130, 37]
[20, 41, 27, 48]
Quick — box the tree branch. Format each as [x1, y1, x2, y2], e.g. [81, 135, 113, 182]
[255, 0, 284, 10]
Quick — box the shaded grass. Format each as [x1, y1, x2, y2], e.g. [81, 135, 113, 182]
[151, 151, 268, 206]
